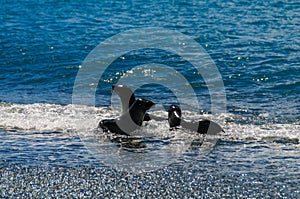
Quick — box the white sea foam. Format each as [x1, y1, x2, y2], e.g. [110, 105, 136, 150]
[0, 102, 299, 144]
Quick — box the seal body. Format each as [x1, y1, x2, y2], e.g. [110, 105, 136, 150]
[99, 98, 155, 136]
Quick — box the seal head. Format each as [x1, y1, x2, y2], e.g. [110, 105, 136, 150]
[168, 105, 182, 129]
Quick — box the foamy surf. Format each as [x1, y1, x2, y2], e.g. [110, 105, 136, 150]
[0, 102, 299, 144]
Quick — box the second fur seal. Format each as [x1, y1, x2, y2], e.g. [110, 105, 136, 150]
[168, 105, 224, 135]
[98, 98, 155, 136]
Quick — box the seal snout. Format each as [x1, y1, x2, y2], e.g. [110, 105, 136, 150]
[145, 100, 155, 109]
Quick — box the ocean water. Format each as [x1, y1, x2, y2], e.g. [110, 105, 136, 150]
[1, 0, 299, 198]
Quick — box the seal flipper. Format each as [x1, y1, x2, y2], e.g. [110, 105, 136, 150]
[98, 119, 130, 136]
[112, 85, 135, 113]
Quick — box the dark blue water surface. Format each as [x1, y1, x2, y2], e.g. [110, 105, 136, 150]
[1, 0, 299, 117]
[1, 0, 299, 198]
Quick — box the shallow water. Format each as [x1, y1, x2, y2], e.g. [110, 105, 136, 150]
[1, 0, 300, 197]
[1, 130, 299, 198]
[1, 103, 299, 197]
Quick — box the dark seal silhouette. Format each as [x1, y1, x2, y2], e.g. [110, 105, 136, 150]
[168, 105, 182, 130]
[167, 105, 224, 135]
[99, 98, 155, 136]
[112, 85, 164, 121]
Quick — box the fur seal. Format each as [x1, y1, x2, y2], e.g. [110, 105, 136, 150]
[167, 105, 223, 135]
[99, 98, 155, 136]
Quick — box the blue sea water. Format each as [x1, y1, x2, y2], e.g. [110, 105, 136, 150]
[0, 0, 299, 198]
